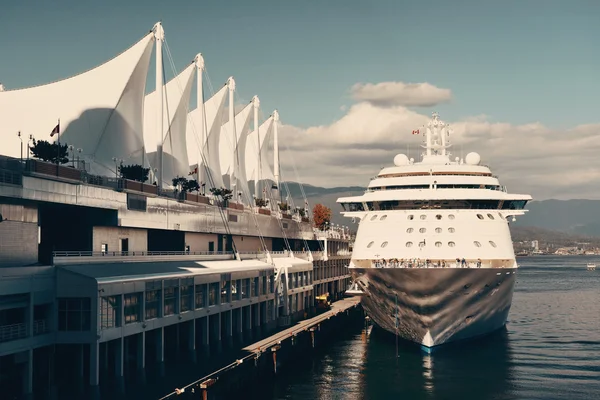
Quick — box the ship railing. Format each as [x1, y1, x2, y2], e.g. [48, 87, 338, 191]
[370, 260, 505, 269]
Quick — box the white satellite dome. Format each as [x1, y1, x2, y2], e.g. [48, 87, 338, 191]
[465, 152, 481, 165]
[393, 154, 409, 166]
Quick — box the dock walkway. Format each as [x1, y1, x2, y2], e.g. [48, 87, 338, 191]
[243, 296, 361, 353]
[159, 296, 361, 399]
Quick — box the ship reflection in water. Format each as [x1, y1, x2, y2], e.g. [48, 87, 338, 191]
[362, 327, 513, 400]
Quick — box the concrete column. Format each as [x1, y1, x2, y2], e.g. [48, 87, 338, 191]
[226, 310, 234, 347]
[90, 342, 100, 387]
[188, 320, 196, 362]
[156, 327, 164, 363]
[23, 349, 33, 399]
[235, 308, 243, 343]
[115, 337, 124, 378]
[200, 317, 210, 356]
[137, 331, 146, 370]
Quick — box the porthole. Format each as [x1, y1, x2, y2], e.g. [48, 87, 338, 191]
[436, 214, 442, 220]
[419, 228, 426, 233]
[448, 214, 455, 220]
[406, 242, 413, 248]
[448, 227, 455, 233]
[474, 241, 482, 247]
[419, 241, 425, 248]
[435, 241, 442, 247]
[435, 227, 442, 233]
[408, 215, 414, 220]
[367, 241, 374, 248]
[380, 215, 388, 221]
[371, 215, 378, 221]
[489, 241, 497, 248]
[448, 241, 456, 247]
[420, 215, 427, 220]
[381, 241, 388, 248]
[406, 228, 414, 233]
[498, 213, 504, 219]
[477, 214, 484, 220]
[487, 214, 495, 220]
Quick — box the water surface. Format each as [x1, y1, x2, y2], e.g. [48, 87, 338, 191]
[254, 256, 600, 400]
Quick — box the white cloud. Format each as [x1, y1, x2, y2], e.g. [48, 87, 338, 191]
[350, 81, 452, 107]
[278, 97, 600, 201]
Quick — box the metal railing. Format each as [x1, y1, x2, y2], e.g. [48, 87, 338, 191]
[53, 250, 235, 258]
[33, 319, 49, 336]
[369, 260, 514, 269]
[0, 322, 26, 342]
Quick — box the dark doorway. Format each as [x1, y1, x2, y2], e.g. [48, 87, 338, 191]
[208, 241, 215, 252]
[120, 238, 129, 253]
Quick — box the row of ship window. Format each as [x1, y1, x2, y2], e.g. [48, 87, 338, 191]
[370, 212, 503, 221]
[407, 227, 455, 233]
[367, 240, 498, 248]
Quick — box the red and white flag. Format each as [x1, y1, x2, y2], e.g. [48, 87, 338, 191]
[50, 121, 60, 137]
[412, 129, 420, 135]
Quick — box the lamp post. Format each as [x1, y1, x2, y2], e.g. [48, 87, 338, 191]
[17, 131, 23, 162]
[68, 145, 74, 167]
[27, 135, 33, 161]
[76, 148, 82, 169]
[112, 157, 119, 180]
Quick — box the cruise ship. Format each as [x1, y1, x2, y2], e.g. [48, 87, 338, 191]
[337, 112, 531, 349]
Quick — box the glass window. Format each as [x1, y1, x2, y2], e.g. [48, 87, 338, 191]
[164, 287, 177, 316]
[58, 298, 91, 331]
[408, 215, 414, 220]
[380, 215, 388, 221]
[381, 241, 388, 248]
[262, 276, 267, 295]
[419, 228, 426, 233]
[489, 241, 497, 248]
[448, 227, 455, 233]
[448, 214, 455, 220]
[406, 242, 413, 247]
[448, 241, 456, 247]
[420, 215, 427, 220]
[195, 284, 206, 309]
[487, 213, 495, 220]
[406, 228, 414, 233]
[124, 293, 142, 324]
[180, 286, 193, 313]
[367, 241, 374, 248]
[435, 227, 442, 233]
[100, 296, 121, 329]
[436, 214, 442, 220]
[474, 241, 482, 247]
[498, 213, 504, 219]
[242, 279, 250, 299]
[477, 214, 484, 220]
[221, 281, 231, 304]
[145, 290, 160, 319]
[209, 282, 219, 306]
[435, 241, 442, 247]
[419, 241, 425, 248]
[370, 214, 378, 221]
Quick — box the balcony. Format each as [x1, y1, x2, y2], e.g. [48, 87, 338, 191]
[0, 320, 51, 343]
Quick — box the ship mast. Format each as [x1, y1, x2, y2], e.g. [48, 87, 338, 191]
[421, 112, 452, 158]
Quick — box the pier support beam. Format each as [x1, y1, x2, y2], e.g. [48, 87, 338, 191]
[90, 342, 100, 387]
[225, 310, 233, 347]
[156, 327, 165, 376]
[114, 337, 125, 393]
[201, 317, 210, 356]
[22, 349, 33, 399]
[137, 331, 146, 383]
[188, 320, 196, 362]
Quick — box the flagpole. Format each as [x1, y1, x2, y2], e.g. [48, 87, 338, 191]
[56, 118, 60, 175]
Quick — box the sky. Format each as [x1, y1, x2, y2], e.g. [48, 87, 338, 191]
[1, 0, 600, 199]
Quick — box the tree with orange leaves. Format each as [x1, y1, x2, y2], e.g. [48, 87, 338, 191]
[312, 203, 332, 230]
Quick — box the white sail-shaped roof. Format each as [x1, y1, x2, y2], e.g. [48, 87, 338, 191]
[228, 103, 254, 198]
[219, 102, 253, 178]
[186, 84, 228, 188]
[143, 62, 195, 185]
[0, 32, 155, 176]
[246, 116, 275, 184]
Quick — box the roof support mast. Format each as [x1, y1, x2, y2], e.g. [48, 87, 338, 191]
[195, 53, 204, 185]
[153, 22, 165, 189]
[252, 96, 261, 199]
[227, 77, 236, 201]
[273, 109, 280, 198]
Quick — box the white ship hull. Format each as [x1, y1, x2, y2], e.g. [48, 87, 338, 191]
[352, 267, 517, 349]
